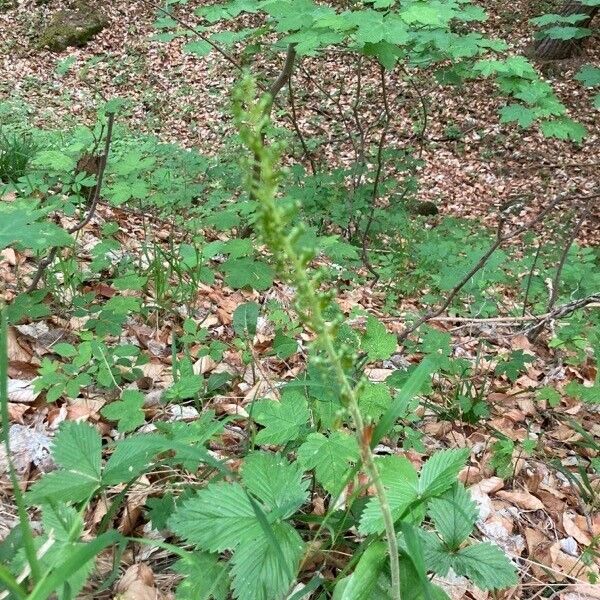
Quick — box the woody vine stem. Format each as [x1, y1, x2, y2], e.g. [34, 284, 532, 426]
[232, 77, 401, 600]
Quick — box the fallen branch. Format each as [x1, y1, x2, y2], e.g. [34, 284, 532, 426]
[396, 191, 599, 343]
[381, 294, 600, 327]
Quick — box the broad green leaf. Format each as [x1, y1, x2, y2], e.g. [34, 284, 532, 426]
[418, 448, 469, 498]
[451, 543, 517, 590]
[163, 375, 203, 401]
[241, 452, 309, 518]
[169, 482, 260, 552]
[361, 316, 396, 361]
[230, 522, 303, 600]
[172, 552, 230, 600]
[101, 389, 145, 432]
[233, 302, 259, 338]
[52, 421, 102, 480]
[358, 382, 391, 420]
[427, 483, 477, 549]
[252, 389, 309, 445]
[575, 65, 600, 87]
[221, 257, 274, 291]
[359, 455, 419, 534]
[33, 150, 76, 171]
[297, 432, 359, 495]
[103, 433, 167, 485]
[373, 358, 433, 447]
[333, 541, 387, 600]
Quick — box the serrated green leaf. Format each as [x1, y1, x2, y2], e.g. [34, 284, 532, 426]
[419, 448, 469, 499]
[541, 117, 587, 142]
[575, 65, 600, 87]
[170, 482, 260, 552]
[25, 470, 99, 504]
[297, 432, 359, 495]
[101, 389, 145, 432]
[358, 382, 391, 420]
[52, 421, 102, 480]
[427, 483, 477, 549]
[252, 389, 309, 445]
[230, 522, 303, 600]
[451, 543, 517, 590]
[172, 552, 230, 600]
[241, 452, 309, 518]
[361, 316, 396, 361]
[359, 455, 419, 534]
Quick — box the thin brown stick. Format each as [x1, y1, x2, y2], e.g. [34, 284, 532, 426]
[361, 65, 392, 280]
[26, 113, 116, 293]
[397, 192, 598, 343]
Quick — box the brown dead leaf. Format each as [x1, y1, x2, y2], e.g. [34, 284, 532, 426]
[496, 489, 544, 511]
[7, 379, 40, 404]
[563, 512, 592, 546]
[114, 563, 170, 600]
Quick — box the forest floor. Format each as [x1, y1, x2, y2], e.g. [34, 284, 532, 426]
[0, 1, 599, 599]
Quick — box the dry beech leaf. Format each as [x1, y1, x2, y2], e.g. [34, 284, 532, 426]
[7, 379, 40, 404]
[563, 512, 592, 546]
[114, 563, 169, 600]
[496, 489, 544, 511]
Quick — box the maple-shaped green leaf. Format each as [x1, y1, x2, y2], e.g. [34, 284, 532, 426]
[252, 389, 309, 445]
[297, 431, 359, 494]
[221, 257, 274, 291]
[101, 389, 145, 432]
[361, 316, 396, 361]
[494, 350, 535, 382]
[183, 40, 212, 56]
[500, 104, 536, 128]
[575, 64, 600, 87]
[451, 543, 517, 590]
[544, 25, 591, 40]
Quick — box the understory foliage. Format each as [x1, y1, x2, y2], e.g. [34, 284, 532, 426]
[0, 0, 599, 599]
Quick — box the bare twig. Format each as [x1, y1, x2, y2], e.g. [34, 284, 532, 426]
[361, 65, 392, 280]
[397, 192, 598, 343]
[26, 113, 116, 293]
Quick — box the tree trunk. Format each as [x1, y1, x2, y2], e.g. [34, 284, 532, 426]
[530, 0, 598, 60]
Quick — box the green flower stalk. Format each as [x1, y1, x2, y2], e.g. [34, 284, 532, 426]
[232, 76, 401, 600]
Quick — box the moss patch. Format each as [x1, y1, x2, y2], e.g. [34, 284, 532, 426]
[37, 2, 108, 51]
